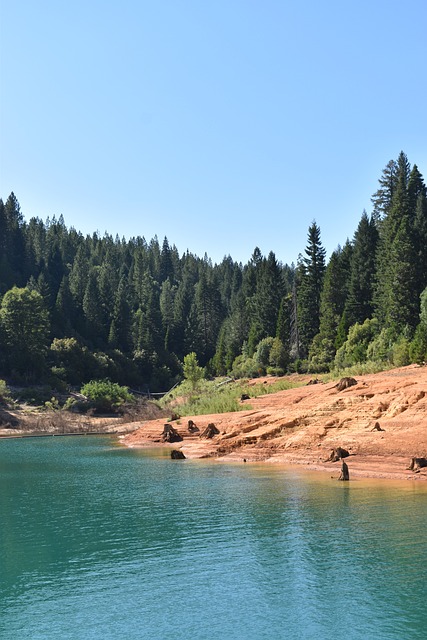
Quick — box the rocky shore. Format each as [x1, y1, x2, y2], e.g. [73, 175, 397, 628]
[120, 364, 427, 481]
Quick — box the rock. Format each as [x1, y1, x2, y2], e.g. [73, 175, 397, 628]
[407, 457, 427, 472]
[171, 450, 186, 459]
[307, 378, 321, 385]
[326, 447, 350, 462]
[371, 422, 384, 432]
[240, 394, 250, 401]
[200, 423, 220, 439]
[187, 419, 199, 433]
[338, 460, 350, 481]
[161, 423, 182, 443]
[336, 377, 357, 392]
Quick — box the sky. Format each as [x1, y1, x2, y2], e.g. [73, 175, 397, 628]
[1, 0, 426, 266]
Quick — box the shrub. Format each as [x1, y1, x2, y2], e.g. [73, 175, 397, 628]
[0, 379, 12, 405]
[80, 380, 134, 413]
[254, 337, 275, 370]
[335, 318, 380, 369]
[183, 352, 204, 390]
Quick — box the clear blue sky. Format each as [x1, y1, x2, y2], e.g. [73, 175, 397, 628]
[1, 0, 426, 265]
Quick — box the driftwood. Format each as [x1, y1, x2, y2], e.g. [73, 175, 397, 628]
[187, 419, 199, 433]
[171, 450, 186, 459]
[407, 457, 427, 472]
[335, 377, 357, 392]
[326, 447, 350, 462]
[200, 423, 220, 439]
[338, 460, 350, 481]
[161, 423, 182, 443]
[371, 421, 384, 432]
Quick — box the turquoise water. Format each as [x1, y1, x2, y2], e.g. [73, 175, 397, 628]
[1, 437, 426, 640]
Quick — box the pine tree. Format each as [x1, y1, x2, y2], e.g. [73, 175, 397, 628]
[345, 212, 378, 326]
[374, 152, 419, 331]
[297, 222, 326, 356]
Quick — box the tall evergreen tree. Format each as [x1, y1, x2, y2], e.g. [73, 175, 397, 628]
[297, 222, 326, 356]
[345, 211, 378, 326]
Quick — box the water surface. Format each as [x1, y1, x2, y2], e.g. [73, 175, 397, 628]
[1, 436, 426, 639]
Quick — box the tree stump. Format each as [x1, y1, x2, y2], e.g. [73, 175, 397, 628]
[338, 460, 350, 481]
[200, 423, 220, 439]
[336, 377, 357, 391]
[187, 420, 199, 433]
[162, 423, 182, 443]
[171, 450, 186, 459]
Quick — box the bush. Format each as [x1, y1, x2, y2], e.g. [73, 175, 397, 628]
[0, 379, 12, 405]
[231, 355, 259, 379]
[392, 337, 411, 367]
[335, 318, 380, 369]
[80, 380, 134, 413]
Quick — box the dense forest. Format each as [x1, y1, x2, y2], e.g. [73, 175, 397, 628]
[1, 151, 426, 391]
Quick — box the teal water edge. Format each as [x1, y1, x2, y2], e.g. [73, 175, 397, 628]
[1, 438, 426, 640]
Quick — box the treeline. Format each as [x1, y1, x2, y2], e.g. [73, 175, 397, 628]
[0, 151, 426, 390]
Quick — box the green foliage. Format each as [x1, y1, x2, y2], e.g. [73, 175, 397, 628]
[0, 286, 50, 379]
[297, 222, 326, 356]
[269, 337, 289, 370]
[391, 337, 411, 367]
[80, 380, 134, 413]
[334, 318, 380, 369]
[230, 354, 259, 379]
[366, 327, 396, 363]
[0, 379, 12, 405]
[0, 155, 426, 393]
[183, 352, 204, 389]
[161, 376, 302, 418]
[254, 337, 275, 370]
[409, 286, 427, 363]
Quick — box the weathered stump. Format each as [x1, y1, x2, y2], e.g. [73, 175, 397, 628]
[200, 423, 220, 439]
[171, 449, 186, 459]
[336, 377, 357, 392]
[162, 423, 182, 443]
[407, 457, 427, 472]
[338, 460, 350, 481]
[326, 447, 350, 462]
[187, 420, 199, 433]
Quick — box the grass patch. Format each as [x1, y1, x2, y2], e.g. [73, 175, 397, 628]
[160, 376, 303, 418]
[324, 361, 393, 381]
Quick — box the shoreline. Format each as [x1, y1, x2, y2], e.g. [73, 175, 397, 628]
[119, 437, 427, 482]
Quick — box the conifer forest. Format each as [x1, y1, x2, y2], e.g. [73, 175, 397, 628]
[1, 151, 427, 391]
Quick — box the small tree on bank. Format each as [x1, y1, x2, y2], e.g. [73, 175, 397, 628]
[183, 352, 204, 390]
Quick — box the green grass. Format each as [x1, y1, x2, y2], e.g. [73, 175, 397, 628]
[160, 376, 303, 418]
[324, 360, 394, 381]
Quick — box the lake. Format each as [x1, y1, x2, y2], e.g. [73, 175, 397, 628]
[1, 436, 426, 639]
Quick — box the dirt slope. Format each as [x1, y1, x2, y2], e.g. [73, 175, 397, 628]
[121, 365, 427, 481]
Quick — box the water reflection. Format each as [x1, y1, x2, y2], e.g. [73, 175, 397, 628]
[0, 438, 426, 640]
